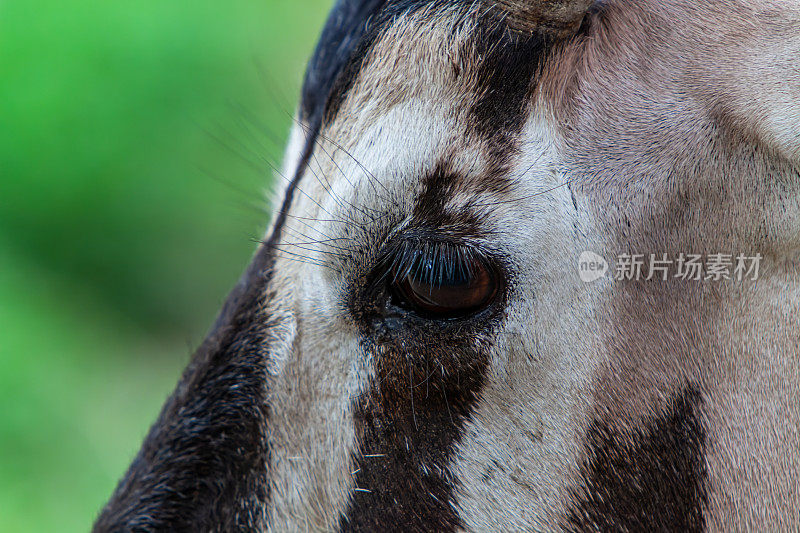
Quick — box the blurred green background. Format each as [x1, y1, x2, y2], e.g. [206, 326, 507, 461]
[0, 1, 331, 530]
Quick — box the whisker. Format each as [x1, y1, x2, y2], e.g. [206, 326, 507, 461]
[468, 181, 571, 208]
[280, 226, 353, 254]
[280, 224, 350, 245]
[284, 215, 339, 242]
[197, 165, 266, 206]
[307, 135, 395, 221]
[284, 213, 360, 226]
[229, 100, 287, 153]
[270, 248, 338, 271]
[251, 54, 296, 120]
[203, 123, 279, 180]
[276, 255, 339, 272]
[302, 157, 372, 227]
[292, 116, 399, 208]
[197, 168, 272, 220]
[308, 146, 379, 223]
[206, 121, 350, 224]
[272, 242, 347, 260]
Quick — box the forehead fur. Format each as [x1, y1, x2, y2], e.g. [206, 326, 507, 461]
[96, 1, 800, 531]
[300, 3, 555, 217]
[329, 8, 481, 146]
[496, 0, 595, 35]
[300, 0, 597, 138]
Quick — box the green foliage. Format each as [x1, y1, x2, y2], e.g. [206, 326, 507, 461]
[0, 1, 330, 530]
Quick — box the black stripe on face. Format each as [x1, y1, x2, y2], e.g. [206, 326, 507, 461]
[566, 386, 709, 532]
[320, 0, 456, 126]
[341, 355, 488, 532]
[339, 299, 495, 533]
[429, 12, 548, 205]
[339, 162, 512, 531]
[411, 162, 491, 229]
[94, 249, 277, 531]
[463, 11, 556, 200]
[336, 8, 570, 531]
[302, 0, 387, 128]
[469, 20, 549, 143]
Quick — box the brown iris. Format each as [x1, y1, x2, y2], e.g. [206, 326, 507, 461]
[390, 248, 499, 318]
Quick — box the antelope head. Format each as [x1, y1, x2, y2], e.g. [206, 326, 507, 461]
[96, 0, 800, 530]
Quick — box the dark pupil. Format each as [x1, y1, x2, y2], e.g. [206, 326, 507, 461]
[393, 252, 497, 317]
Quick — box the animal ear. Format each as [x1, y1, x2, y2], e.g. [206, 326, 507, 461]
[496, 0, 596, 37]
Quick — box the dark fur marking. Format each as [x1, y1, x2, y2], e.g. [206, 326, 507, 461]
[96, 1, 596, 529]
[413, 163, 463, 222]
[566, 386, 708, 532]
[341, 369, 486, 532]
[93, 255, 277, 531]
[320, 2, 558, 198]
[302, 0, 387, 128]
[92, 3, 365, 521]
[467, 11, 555, 197]
[412, 162, 503, 234]
[322, 0, 463, 126]
[340, 160, 513, 531]
[469, 20, 548, 141]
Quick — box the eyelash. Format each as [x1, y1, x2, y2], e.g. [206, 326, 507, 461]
[382, 240, 479, 288]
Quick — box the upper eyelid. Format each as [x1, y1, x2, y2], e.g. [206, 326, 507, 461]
[379, 235, 480, 273]
[357, 219, 511, 292]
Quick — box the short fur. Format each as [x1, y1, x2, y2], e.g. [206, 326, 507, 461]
[96, 1, 800, 531]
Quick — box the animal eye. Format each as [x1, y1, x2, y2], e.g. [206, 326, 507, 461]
[389, 246, 499, 318]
